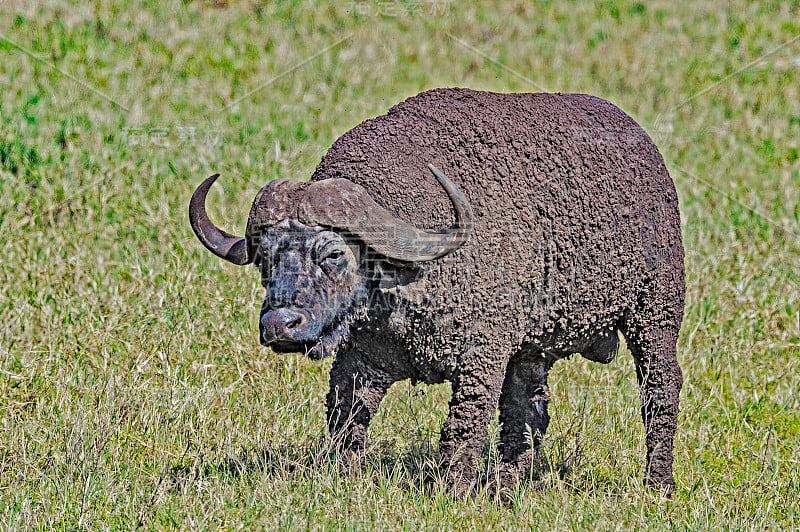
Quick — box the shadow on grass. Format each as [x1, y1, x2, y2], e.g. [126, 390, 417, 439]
[166, 430, 441, 494]
[167, 427, 590, 500]
[168, 438, 331, 489]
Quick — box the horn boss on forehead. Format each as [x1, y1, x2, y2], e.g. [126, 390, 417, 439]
[245, 164, 473, 262]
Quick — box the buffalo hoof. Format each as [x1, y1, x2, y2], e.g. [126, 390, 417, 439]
[645, 475, 676, 497]
[335, 448, 368, 475]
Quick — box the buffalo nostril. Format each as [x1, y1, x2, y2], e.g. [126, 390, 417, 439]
[284, 313, 303, 329]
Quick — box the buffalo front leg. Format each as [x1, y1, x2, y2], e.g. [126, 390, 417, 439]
[496, 353, 554, 490]
[326, 349, 394, 467]
[439, 352, 508, 494]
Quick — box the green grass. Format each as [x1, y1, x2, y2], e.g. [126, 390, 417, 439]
[1, 0, 799, 528]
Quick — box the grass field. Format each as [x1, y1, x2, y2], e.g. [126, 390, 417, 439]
[1, 0, 799, 528]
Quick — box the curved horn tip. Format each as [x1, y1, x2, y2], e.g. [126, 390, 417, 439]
[426, 162, 474, 226]
[427, 164, 445, 182]
[199, 173, 221, 189]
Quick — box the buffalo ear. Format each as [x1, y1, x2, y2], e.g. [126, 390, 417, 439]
[372, 259, 423, 290]
[375, 262, 396, 290]
[378, 268, 430, 310]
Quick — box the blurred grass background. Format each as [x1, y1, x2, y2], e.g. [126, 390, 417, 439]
[1, 0, 798, 528]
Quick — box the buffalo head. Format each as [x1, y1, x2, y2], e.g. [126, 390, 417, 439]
[189, 165, 473, 359]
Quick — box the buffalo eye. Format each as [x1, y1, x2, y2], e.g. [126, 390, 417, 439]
[318, 249, 348, 274]
[321, 249, 345, 265]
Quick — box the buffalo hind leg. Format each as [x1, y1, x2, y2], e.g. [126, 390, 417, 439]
[326, 349, 395, 468]
[622, 316, 683, 493]
[495, 352, 554, 493]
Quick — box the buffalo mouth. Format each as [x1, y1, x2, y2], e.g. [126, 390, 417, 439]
[266, 339, 317, 354]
